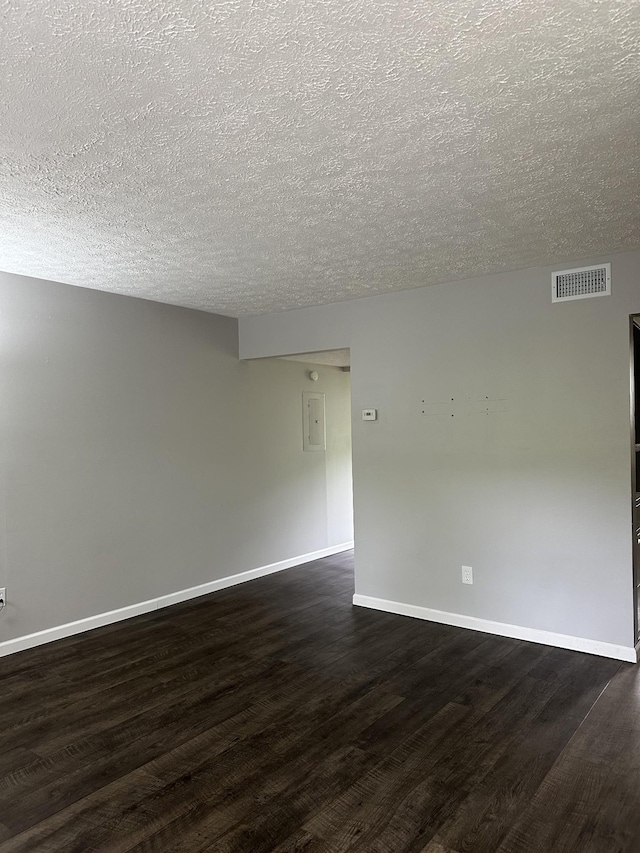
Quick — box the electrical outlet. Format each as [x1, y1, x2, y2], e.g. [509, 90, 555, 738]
[462, 566, 473, 585]
[0, 588, 5, 609]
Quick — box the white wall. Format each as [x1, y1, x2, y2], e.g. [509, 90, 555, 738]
[240, 249, 640, 656]
[0, 271, 353, 647]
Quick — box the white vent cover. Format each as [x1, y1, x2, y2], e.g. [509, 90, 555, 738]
[552, 263, 611, 302]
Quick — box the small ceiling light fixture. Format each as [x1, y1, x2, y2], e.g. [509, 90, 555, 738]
[309, 370, 319, 381]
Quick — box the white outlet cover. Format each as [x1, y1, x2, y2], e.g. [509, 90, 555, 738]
[462, 566, 473, 585]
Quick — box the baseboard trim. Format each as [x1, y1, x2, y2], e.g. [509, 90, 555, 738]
[352, 593, 637, 663]
[0, 541, 354, 659]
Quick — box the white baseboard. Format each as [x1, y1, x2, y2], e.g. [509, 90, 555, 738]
[353, 593, 637, 663]
[0, 541, 354, 659]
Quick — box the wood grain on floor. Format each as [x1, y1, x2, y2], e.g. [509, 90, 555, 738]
[0, 551, 636, 852]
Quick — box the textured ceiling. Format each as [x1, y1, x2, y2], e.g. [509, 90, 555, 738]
[1, 0, 639, 317]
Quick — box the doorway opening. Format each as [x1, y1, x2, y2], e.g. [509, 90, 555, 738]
[276, 348, 354, 594]
[631, 316, 640, 641]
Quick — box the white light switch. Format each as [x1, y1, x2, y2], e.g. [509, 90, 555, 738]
[362, 409, 377, 421]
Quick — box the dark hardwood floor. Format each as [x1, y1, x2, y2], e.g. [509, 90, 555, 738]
[1, 550, 639, 852]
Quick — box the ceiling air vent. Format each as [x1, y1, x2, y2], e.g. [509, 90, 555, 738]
[552, 263, 611, 303]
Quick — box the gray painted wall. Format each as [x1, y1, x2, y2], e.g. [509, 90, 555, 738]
[240, 249, 640, 649]
[0, 272, 353, 643]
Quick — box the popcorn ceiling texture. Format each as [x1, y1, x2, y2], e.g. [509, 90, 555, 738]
[0, 0, 638, 317]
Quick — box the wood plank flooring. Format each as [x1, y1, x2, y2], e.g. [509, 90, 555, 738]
[0, 550, 638, 852]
